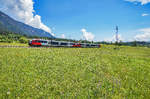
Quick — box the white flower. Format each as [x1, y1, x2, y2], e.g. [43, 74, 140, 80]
[7, 91, 10, 95]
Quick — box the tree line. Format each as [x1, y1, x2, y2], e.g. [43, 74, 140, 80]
[0, 32, 28, 43]
[0, 31, 150, 47]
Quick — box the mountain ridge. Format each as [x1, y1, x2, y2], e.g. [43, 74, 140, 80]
[0, 11, 55, 38]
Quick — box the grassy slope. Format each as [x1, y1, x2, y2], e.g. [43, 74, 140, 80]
[0, 46, 150, 99]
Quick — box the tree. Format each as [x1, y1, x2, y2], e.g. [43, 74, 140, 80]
[133, 40, 137, 47]
[19, 37, 28, 43]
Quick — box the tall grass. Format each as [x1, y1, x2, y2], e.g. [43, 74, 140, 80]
[0, 46, 150, 99]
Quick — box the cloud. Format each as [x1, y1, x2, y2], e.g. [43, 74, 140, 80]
[125, 0, 150, 5]
[81, 29, 95, 41]
[61, 34, 66, 39]
[104, 34, 124, 42]
[142, 13, 149, 16]
[135, 28, 150, 41]
[0, 0, 52, 34]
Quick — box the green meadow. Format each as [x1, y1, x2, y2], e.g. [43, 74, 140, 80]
[0, 46, 150, 99]
[0, 42, 28, 47]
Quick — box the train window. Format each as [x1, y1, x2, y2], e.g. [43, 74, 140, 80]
[34, 40, 47, 43]
[81, 44, 85, 46]
[61, 42, 68, 45]
[91, 44, 96, 46]
[39, 41, 43, 43]
[39, 41, 42, 43]
[51, 42, 59, 45]
[73, 44, 76, 45]
[86, 44, 90, 46]
[36, 40, 40, 43]
[43, 41, 47, 43]
[69, 43, 74, 45]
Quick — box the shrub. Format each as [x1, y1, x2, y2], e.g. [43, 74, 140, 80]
[19, 37, 28, 43]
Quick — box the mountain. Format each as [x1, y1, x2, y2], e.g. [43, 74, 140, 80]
[0, 11, 55, 38]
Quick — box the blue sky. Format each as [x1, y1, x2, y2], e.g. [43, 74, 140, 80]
[33, 0, 150, 41]
[1, 0, 150, 41]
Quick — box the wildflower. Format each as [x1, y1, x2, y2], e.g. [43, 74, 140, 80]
[7, 91, 10, 95]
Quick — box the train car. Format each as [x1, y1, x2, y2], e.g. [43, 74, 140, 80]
[29, 39, 101, 48]
[72, 43, 81, 47]
[49, 40, 74, 47]
[29, 39, 48, 47]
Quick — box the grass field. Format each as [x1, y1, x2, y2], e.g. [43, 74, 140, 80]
[0, 46, 150, 99]
[0, 42, 28, 46]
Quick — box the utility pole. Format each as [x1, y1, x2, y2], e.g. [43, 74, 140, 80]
[116, 26, 119, 44]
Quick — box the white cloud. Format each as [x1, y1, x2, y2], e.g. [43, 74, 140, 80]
[135, 28, 150, 41]
[142, 13, 149, 16]
[61, 34, 66, 39]
[0, 0, 53, 34]
[125, 0, 150, 5]
[81, 29, 95, 41]
[104, 34, 124, 42]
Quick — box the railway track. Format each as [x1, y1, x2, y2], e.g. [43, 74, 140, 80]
[0, 45, 101, 48]
[0, 45, 42, 48]
[0, 46, 81, 48]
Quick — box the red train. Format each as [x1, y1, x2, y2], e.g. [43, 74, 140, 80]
[29, 39, 101, 48]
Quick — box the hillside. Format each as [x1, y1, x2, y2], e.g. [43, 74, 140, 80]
[0, 11, 55, 38]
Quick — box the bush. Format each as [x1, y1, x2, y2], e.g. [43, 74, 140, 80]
[19, 37, 28, 43]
